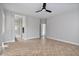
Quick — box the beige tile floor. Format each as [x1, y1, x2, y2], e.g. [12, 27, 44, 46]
[1, 38, 79, 56]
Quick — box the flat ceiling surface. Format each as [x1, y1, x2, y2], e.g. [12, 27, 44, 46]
[1, 3, 79, 18]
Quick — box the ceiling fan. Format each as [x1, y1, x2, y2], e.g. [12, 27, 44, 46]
[36, 3, 52, 13]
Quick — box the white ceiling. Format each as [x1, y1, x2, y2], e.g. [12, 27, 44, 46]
[1, 3, 79, 18]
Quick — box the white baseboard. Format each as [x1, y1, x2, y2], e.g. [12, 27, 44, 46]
[1, 37, 40, 47]
[2, 39, 15, 48]
[14, 36, 40, 41]
[47, 36, 79, 46]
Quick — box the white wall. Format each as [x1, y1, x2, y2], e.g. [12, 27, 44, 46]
[4, 10, 15, 42]
[0, 9, 3, 45]
[0, 8, 40, 45]
[0, 9, 2, 34]
[26, 16, 40, 39]
[15, 15, 40, 40]
[47, 9, 79, 43]
[5, 11, 40, 41]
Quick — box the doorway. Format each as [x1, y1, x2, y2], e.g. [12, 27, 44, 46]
[14, 15, 23, 41]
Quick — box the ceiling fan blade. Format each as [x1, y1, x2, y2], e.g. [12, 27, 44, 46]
[36, 9, 43, 12]
[46, 9, 52, 13]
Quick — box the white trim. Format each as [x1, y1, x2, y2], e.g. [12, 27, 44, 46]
[2, 39, 15, 48]
[47, 36, 79, 46]
[1, 9, 5, 34]
[14, 36, 40, 41]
